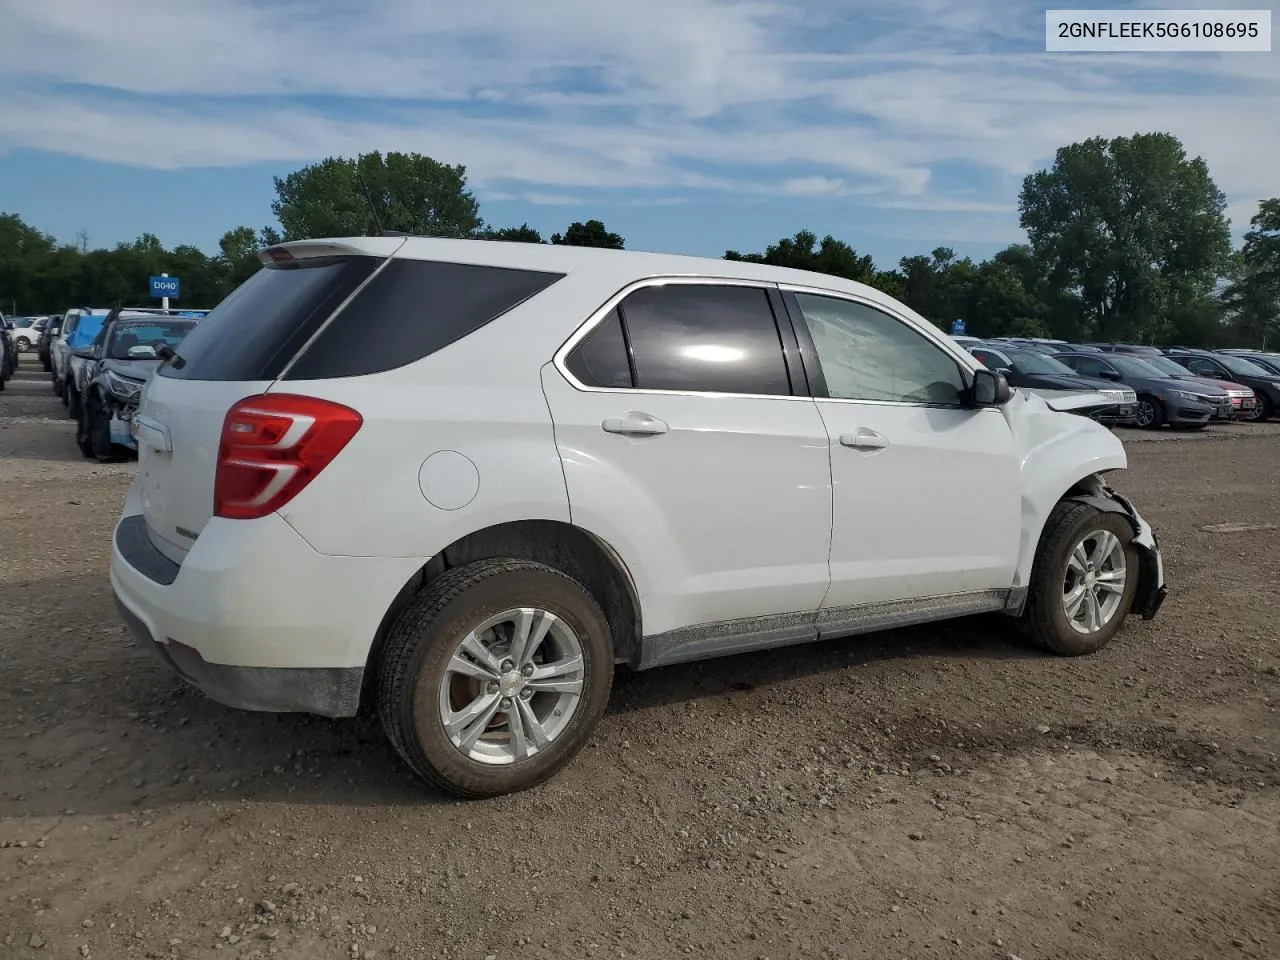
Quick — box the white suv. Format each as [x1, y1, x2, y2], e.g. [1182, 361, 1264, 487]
[110, 237, 1167, 797]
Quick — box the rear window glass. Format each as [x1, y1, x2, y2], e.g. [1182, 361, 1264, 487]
[158, 257, 378, 381]
[283, 259, 565, 380]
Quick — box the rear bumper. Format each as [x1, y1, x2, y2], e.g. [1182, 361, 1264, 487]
[114, 592, 364, 716]
[109, 494, 424, 717]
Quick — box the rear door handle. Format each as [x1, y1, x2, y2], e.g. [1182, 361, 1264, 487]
[839, 428, 888, 451]
[601, 411, 669, 437]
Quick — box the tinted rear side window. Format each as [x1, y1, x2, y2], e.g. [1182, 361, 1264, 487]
[564, 308, 633, 388]
[618, 284, 791, 395]
[159, 257, 377, 381]
[284, 260, 564, 380]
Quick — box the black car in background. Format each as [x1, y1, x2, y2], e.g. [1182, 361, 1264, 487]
[1164, 350, 1280, 421]
[1216, 350, 1280, 377]
[1055, 352, 1229, 429]
[37, 315, 62, 371]
[967, 344, 1138, 425]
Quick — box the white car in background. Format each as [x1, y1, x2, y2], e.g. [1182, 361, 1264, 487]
[110, 237, 1168, 798]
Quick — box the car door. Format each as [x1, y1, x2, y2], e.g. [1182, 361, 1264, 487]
[780, 288, 1022, 616]
[542, 279, 833, 662]
[1181, 356, 1229, 380]
[1061, 354, 1116, 380]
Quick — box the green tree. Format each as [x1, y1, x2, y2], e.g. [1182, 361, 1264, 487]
[218, 226, 263, 287]
[1018, 132, 1231, 342]
[725, 229, 900, 295]
[1221, 199, 1280, 348]
[476, 223, 545, 243]
[550, 219, 624, 248]
[271, 152, 482, 241]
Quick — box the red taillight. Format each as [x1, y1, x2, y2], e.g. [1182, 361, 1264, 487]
[213, 394, 362, 520]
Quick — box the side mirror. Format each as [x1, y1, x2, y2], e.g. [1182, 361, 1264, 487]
[72, 347, 95, 359]
[1099, 369, 1123, 381]
[971, 368, 1012, 406]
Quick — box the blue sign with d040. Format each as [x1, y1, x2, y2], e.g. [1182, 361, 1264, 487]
[149, 275, 181, 299]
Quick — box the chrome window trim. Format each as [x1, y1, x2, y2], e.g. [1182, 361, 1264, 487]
[551, 274, 812, 403]
[551, 274, 988, 411]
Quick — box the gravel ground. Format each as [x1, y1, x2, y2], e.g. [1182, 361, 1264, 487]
[2, 354, 1279, 960]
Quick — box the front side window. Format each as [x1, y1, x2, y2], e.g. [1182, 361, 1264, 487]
[1063, 356, 1110, 378]
[613, 284, 791, 395]
[792, 293, 966, 405]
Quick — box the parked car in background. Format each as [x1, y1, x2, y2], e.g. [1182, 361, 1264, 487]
[967, 343, 1138, 425]
[0, 323, 12, 389]
[109, 236, 1167, 797]
[1163, 350, 1280, 422]
[1217, 350, 1280, 377]
[52, 308, 108, 404]
[1087, 343, 1165, 356]
[61, 310, 113, 420]
[1055, 352, 1228, 429]
[1135, 354, 1257, 421]
[37, 315, 61, 371]
[9, 316, 43, 352]
[75, 310, 201, 461]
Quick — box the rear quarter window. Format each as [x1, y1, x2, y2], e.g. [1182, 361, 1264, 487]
[283, 259, 564, 380]
[158, 257, 377, 381]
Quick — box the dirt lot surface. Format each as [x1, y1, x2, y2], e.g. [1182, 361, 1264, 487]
[2, 355, 1279, 960]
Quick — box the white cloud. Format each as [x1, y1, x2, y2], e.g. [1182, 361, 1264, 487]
[780, 176, 848, 196]
[0, 0, 1276, 238]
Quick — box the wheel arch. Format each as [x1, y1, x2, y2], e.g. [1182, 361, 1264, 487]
[358, 519, 642, 710]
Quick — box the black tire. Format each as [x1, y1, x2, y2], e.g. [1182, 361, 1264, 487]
[75, 394, 98, 459]
[378, 558, 614, 798]
[1017, 501, 1140, 656]
[66, 382, 81, 420]
[16, 338, 31, 352]
[1255, 395, 1275, 422]
[88, 393, 119, 461]
[1135, 396, 1164, 430]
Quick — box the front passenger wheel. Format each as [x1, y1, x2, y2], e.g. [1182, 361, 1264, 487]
[1018, 501, 1139, 656]
[378, 558, 614, 798]
[1134, 397, 1164, 430]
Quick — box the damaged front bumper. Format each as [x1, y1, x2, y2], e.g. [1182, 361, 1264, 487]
[1074, 488, 1168, 620]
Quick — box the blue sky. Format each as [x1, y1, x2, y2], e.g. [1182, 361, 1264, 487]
[0, 0, 1276, 270]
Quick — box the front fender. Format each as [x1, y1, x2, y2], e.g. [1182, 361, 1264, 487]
[1003, 393, 1128, 593]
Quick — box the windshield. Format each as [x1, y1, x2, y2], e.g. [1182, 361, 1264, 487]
[13, 318, 35, 328]
[1109, 355, 1165, 378]
[1217, 354, 1273, 378]
[107, 321, 197, 359]
[1008, 350, 1077, 376]
[1142, 356, 1193, 377]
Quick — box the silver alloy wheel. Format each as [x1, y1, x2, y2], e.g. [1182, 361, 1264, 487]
[1062, 529, 1127, 635]
[437, 607, 586, 766]
[1135, 400, 1156, 428]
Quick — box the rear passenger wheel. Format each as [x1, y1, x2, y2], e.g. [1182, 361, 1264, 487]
[378, 558, 614, 798]
[1018, 501, 1139, 656]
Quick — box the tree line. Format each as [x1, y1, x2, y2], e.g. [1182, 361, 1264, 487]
[2, 132, 1276, 348]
